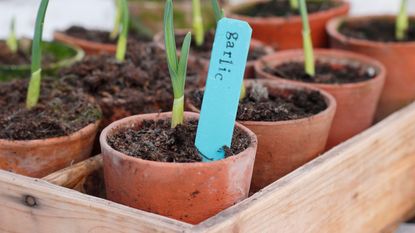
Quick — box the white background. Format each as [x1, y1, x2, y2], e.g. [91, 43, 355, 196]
[0, 0, 415, 39]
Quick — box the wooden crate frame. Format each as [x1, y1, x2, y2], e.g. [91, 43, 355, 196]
[1, 102, 415, 233]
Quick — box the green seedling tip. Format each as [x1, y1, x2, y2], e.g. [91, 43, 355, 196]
[192, 0, 204, 46]
[164, 0, 192, 128]
[289, 0, 299, 11]
[110, 0, 122, 39]
[396, 0, 409, 41]
[115, 0, 129, 61]
[26, 0, 49, 109]
[6, 17, 18, 53]
[211, 0, 225, 23]
[299, 0, 315, 77]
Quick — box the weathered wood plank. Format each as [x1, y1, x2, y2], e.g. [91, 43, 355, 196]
[193, 102, 415, 233]
[0, 170, 191, 233]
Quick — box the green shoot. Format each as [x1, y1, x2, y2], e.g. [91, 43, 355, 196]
[192, 0, 204, 46]
[110, 0, 122, 39]
[6, 18, 18, 53]
[289, 0, 299, 11]
[164, 0, 192, 128]
[211, 0, 224, 23]
[299, 0, 315, 77]
[115, 0, 129, 62]
[396, 0, 409, 40]
[26, 0, 49, 109]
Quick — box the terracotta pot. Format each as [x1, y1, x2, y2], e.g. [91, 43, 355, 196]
[0, 41, 84, 81]
[100, 112, 257, 224]
[187, 80, 336, 192]
[226, 0, 350, 50]
[0, 121, 100, 178]
[327, 15, 415, 120]
[153, 30, 274, 83]
[54, 31, 116, 55]
[255, 49, 386, 148]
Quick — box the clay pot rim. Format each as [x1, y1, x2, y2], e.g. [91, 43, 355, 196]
[255, 48, 387, 90]
[153, 29, 274, 65]
[187, 79, 336, 126]
[239, 79, 336, 126]
[53, 31, 116, 53]
[225, 0, 350, 24]
[100, 111, 258, 167]
[327, 15, 415, 47]
[0, 40, 85, 71]
[0, 120, 100, 147]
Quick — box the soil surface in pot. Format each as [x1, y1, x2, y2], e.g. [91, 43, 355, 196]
[339, 18, 415, 42]
[235, 0, 339, 17]
[0, 79, 101, 140]
[175, 31, 269, 60]
[264, 61, 377, 84]
[60, 41, 200, 120]
[107, 119, 251, 162]
[0, 41, 57, 66]
[191, 83, 327, 121]
[63, 26, 151, 44]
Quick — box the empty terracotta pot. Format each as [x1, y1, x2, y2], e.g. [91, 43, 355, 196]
[0, 121, 100, 178]
[327, 15, 415, 120]
[54, 31, 116, 55]
[255, 49, 386, 148]
[226, 0, 350, 50]
[100, 112, 257, 224]
[153, 30, 274, 82]
[187, 80, 336, 192]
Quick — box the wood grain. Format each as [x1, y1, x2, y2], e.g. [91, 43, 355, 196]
[0, 170, 191, 233]
[193, 102, 415, 233]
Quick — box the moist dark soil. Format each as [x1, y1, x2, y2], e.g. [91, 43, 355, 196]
[0, 41, 57, 66]
[190, 83, 327, 121]
[264, 61, 377, 84]
[339, 18, 415, 42]
[175, 31, 269, 61]
[63, 26, 151, 44]
[236, 0, 339, 17]
[0, 79, 101, 140]
[108, 119, 251, 162]
[60, 41, 200, 122]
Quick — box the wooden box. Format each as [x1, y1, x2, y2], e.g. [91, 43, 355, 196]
[1, 102, 415, 233]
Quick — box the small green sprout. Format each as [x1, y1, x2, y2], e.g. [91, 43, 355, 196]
[6, 18, 18, 53]
[290, 0, 299, 11]
[211, 0, 224, 24]
[110, 0, 122, 40]
[26, 0, 49, 109]
[192, 0, 204, 46]
[115, 0, 129, 62]
[396, 0, 409, 41]
[164, 0, 192, 128]
[299, 0, 315, 76]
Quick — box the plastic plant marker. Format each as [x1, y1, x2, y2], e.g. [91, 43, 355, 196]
[195, 18, 252, 162]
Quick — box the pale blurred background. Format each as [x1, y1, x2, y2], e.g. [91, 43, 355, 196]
[0, 0, 415, 40]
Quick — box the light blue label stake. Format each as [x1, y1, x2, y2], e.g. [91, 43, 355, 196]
[195, 18, 252, 162]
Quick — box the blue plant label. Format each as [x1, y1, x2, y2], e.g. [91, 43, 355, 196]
[195, 18, 252, 162]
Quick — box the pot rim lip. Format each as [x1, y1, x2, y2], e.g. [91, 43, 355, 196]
[225, 0, 350, 23]
[0, 40, 85, 70]
[100, 111, 258, 167]
[53, 31, 117, 51]
[188, 79, 336, 126]
[255, 48, 387, 89]
[0, 120, 100, 146]
[327, 15, 415, 47]
[153, 29, 274, 64]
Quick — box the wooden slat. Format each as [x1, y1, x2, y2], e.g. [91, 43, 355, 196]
[193, 102, 415, 233]
[43, 154, 103, 189]
[0, 170, 191, 233]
